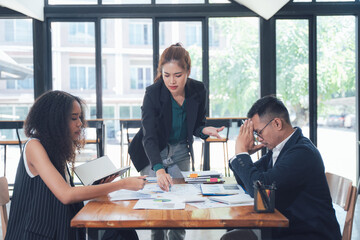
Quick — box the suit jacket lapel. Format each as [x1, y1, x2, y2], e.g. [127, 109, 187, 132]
[159, 82, 172, 140]
[185, 81, 199, 141]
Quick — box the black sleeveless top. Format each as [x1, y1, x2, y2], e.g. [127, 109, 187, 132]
[5, 141, 85, 240]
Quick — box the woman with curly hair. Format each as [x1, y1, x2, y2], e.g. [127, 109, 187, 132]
[5, 90, 145, 240]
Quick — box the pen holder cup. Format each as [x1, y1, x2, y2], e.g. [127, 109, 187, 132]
[254, 185, 275, 213]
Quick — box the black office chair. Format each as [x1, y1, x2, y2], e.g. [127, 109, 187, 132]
[200, 119, 231, 177]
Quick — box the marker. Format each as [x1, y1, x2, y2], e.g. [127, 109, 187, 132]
[207, 178, 221, 183]
[189, 173, 198, 178]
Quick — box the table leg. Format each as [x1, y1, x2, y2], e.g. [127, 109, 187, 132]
[203, 141, 210, 170]
[87, 229, 105, 240]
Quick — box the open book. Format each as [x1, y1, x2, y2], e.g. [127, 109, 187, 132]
[74, 156, 130, 186]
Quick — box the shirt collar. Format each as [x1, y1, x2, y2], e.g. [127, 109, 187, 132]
[271, 128, 296, 166]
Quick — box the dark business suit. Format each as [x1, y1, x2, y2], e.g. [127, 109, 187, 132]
[5, 150, 85, 240]
[129, 78, 207, 172]
[230, 128, 341, 240]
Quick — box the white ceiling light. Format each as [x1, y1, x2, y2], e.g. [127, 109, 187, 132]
[233, 0, 290, 20]
[0, 0, 44, 21]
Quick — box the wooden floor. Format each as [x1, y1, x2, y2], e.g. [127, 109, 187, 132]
[1, 196, 360, 240]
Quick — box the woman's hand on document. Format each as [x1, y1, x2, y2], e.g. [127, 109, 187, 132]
[156, 168, 173, 192]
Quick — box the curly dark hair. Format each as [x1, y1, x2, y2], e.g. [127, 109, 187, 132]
[24, 90, 86, 175]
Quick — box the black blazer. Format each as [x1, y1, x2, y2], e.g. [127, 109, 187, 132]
[129, 78, 207, 172]
[230, 128, 341, 240]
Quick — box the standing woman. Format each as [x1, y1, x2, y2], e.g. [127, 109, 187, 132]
[5, 90, 145, 240]
[129, 43, 223, 240]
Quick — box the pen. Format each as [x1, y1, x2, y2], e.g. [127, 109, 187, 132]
[255, 180, 270, 210]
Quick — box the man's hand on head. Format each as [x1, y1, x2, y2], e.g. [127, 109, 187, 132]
[235, 119, 264, 155]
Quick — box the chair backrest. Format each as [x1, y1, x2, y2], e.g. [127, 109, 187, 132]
[0, 120, 24, 153]
[123, 120, 142, 143]
[205, 119, 231, 139]
[86, 120, 105, 157]
[325, 172, 358, 240]
[0, 177, 9, 239]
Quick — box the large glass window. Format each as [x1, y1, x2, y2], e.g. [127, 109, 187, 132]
[276, 19, 309, 137]
[101, 18, 153, 167]
[0, 18, 34, 183]
[209, 17, 259, 118]
[49, 0, 97, 4]
[159, 21, 203, 81]
[103, 0, 150, 3]
[129, 21, 152, 45]
[51, 22, 96, 103]
[70, 65, 96, 90]
[317, 16, 356, 183]
[0, 18, 34, 120]
[69, 22, 95, 44]
[156, 0, 204, 3]
[130, 66, 152, 90]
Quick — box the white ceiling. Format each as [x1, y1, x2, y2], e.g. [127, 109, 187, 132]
[0, 0, 44, 21]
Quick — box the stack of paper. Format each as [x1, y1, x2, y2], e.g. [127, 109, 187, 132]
[181, 171, 224, 184]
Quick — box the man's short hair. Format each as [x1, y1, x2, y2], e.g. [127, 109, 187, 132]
[247, 95, 291, 124]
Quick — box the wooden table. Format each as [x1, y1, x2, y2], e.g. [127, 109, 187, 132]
[71, 200, 288, 229]
[71, 179, 288, 233]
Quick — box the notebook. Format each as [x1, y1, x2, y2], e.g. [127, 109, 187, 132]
[200, 184, 243, 196]
[74, 156, 130, 186]
[209, 194, 253, 205]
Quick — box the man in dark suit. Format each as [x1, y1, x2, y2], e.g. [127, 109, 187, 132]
[222, 96, 341, 240]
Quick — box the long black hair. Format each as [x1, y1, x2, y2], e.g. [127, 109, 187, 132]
[24, 90, 86, 174]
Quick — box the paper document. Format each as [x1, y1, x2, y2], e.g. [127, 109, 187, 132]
[109, 189, 152, 201]
[133, 183, 203, 209]
[74, 156, 130, 186]
[134, 199, 186, 210]
[188, 197, 253, 209]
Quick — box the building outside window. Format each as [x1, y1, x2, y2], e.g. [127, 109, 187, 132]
[69, 22, 95, 44]
[129, 22, 152, 45]
[186, 23, 201, 46]
[70, 65, 96, 90]
[130, 66, 152, 90]
[4, 19, 32, 42]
